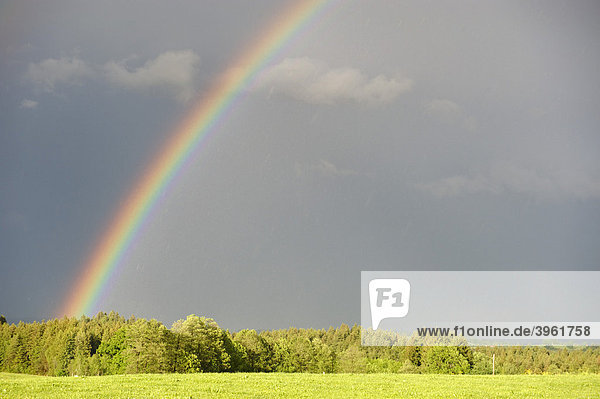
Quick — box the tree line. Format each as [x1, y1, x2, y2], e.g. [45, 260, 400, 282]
[0, 313, 598, 376]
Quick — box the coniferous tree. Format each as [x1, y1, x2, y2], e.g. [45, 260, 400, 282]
[1, 314, 599, 375]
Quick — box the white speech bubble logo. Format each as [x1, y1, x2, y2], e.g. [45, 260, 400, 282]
[369, 279, 411, 330]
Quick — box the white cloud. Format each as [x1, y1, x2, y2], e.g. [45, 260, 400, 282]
[295, 159, 364, 179]
[255, 57, 412, 105]
[24, 53, 404, 106]
[104, 50, 200, 102]
[418, 174, 500, 197]
[25, 51, 201, 103]
[26, 56, 93, 92]
[19, 99, 38, 109]
[419, 162, 600, 201]
[426, 99, 461, 118]
[425, 98, 477, 131]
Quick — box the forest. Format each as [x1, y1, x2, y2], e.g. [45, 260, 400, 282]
[0, 313, 598, 376]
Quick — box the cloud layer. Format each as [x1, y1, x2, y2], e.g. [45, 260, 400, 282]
[25, 54, 412, 107]
[425, 98, 477, 131]
[25, 51, 200, 102]
[104, 50, 200, 103]
[26, 56, 93, 93]
[255, 57, 412, 105]
[420, 162, 600, 201]
[19, 99, 38, 109]
[295, 159, 364, 179]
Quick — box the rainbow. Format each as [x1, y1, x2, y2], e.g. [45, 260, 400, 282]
[60, 0, 333, 317]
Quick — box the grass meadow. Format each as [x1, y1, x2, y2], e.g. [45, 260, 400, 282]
[1, 372, 599, 398]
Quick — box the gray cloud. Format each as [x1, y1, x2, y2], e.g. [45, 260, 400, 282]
[295, 159, 365, 179]
[104, 50, 201, 103]
[425, 99, 477, 131]
[255, 57, 412, 105]
[26, 56, 93, 93]
[19, 99, 38, 109]
[25, 51, 201, 103]
[420, 162, 600, 201]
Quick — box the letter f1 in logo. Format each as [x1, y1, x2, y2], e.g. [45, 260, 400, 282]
[369, 279, 411, 330]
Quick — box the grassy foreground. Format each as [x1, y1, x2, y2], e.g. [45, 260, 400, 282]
[1, 372, 599, 398]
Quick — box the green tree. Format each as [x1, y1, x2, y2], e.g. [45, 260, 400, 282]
[222, 331, 249, 372]
[96, 327, 128, 374]
[337, 346, 367, 373]
[470, 351, 493, 374]
[125, 319, 170, 373]
[233, 329, 274, 372]
[4, 333, 28, 373]
[422, 346, 470, 374]
[171, 315, 230, 372]
[311, 338, 336, 373]
[68, 328, 93, 375]
[405, 346, 422, 366]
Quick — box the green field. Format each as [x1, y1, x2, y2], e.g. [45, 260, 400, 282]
[1, 373, 599, 398]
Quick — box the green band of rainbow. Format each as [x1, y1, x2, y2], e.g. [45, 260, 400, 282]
[60, 0, 332, 317]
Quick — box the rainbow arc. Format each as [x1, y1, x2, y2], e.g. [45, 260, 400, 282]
[60, 0, 332, 317]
